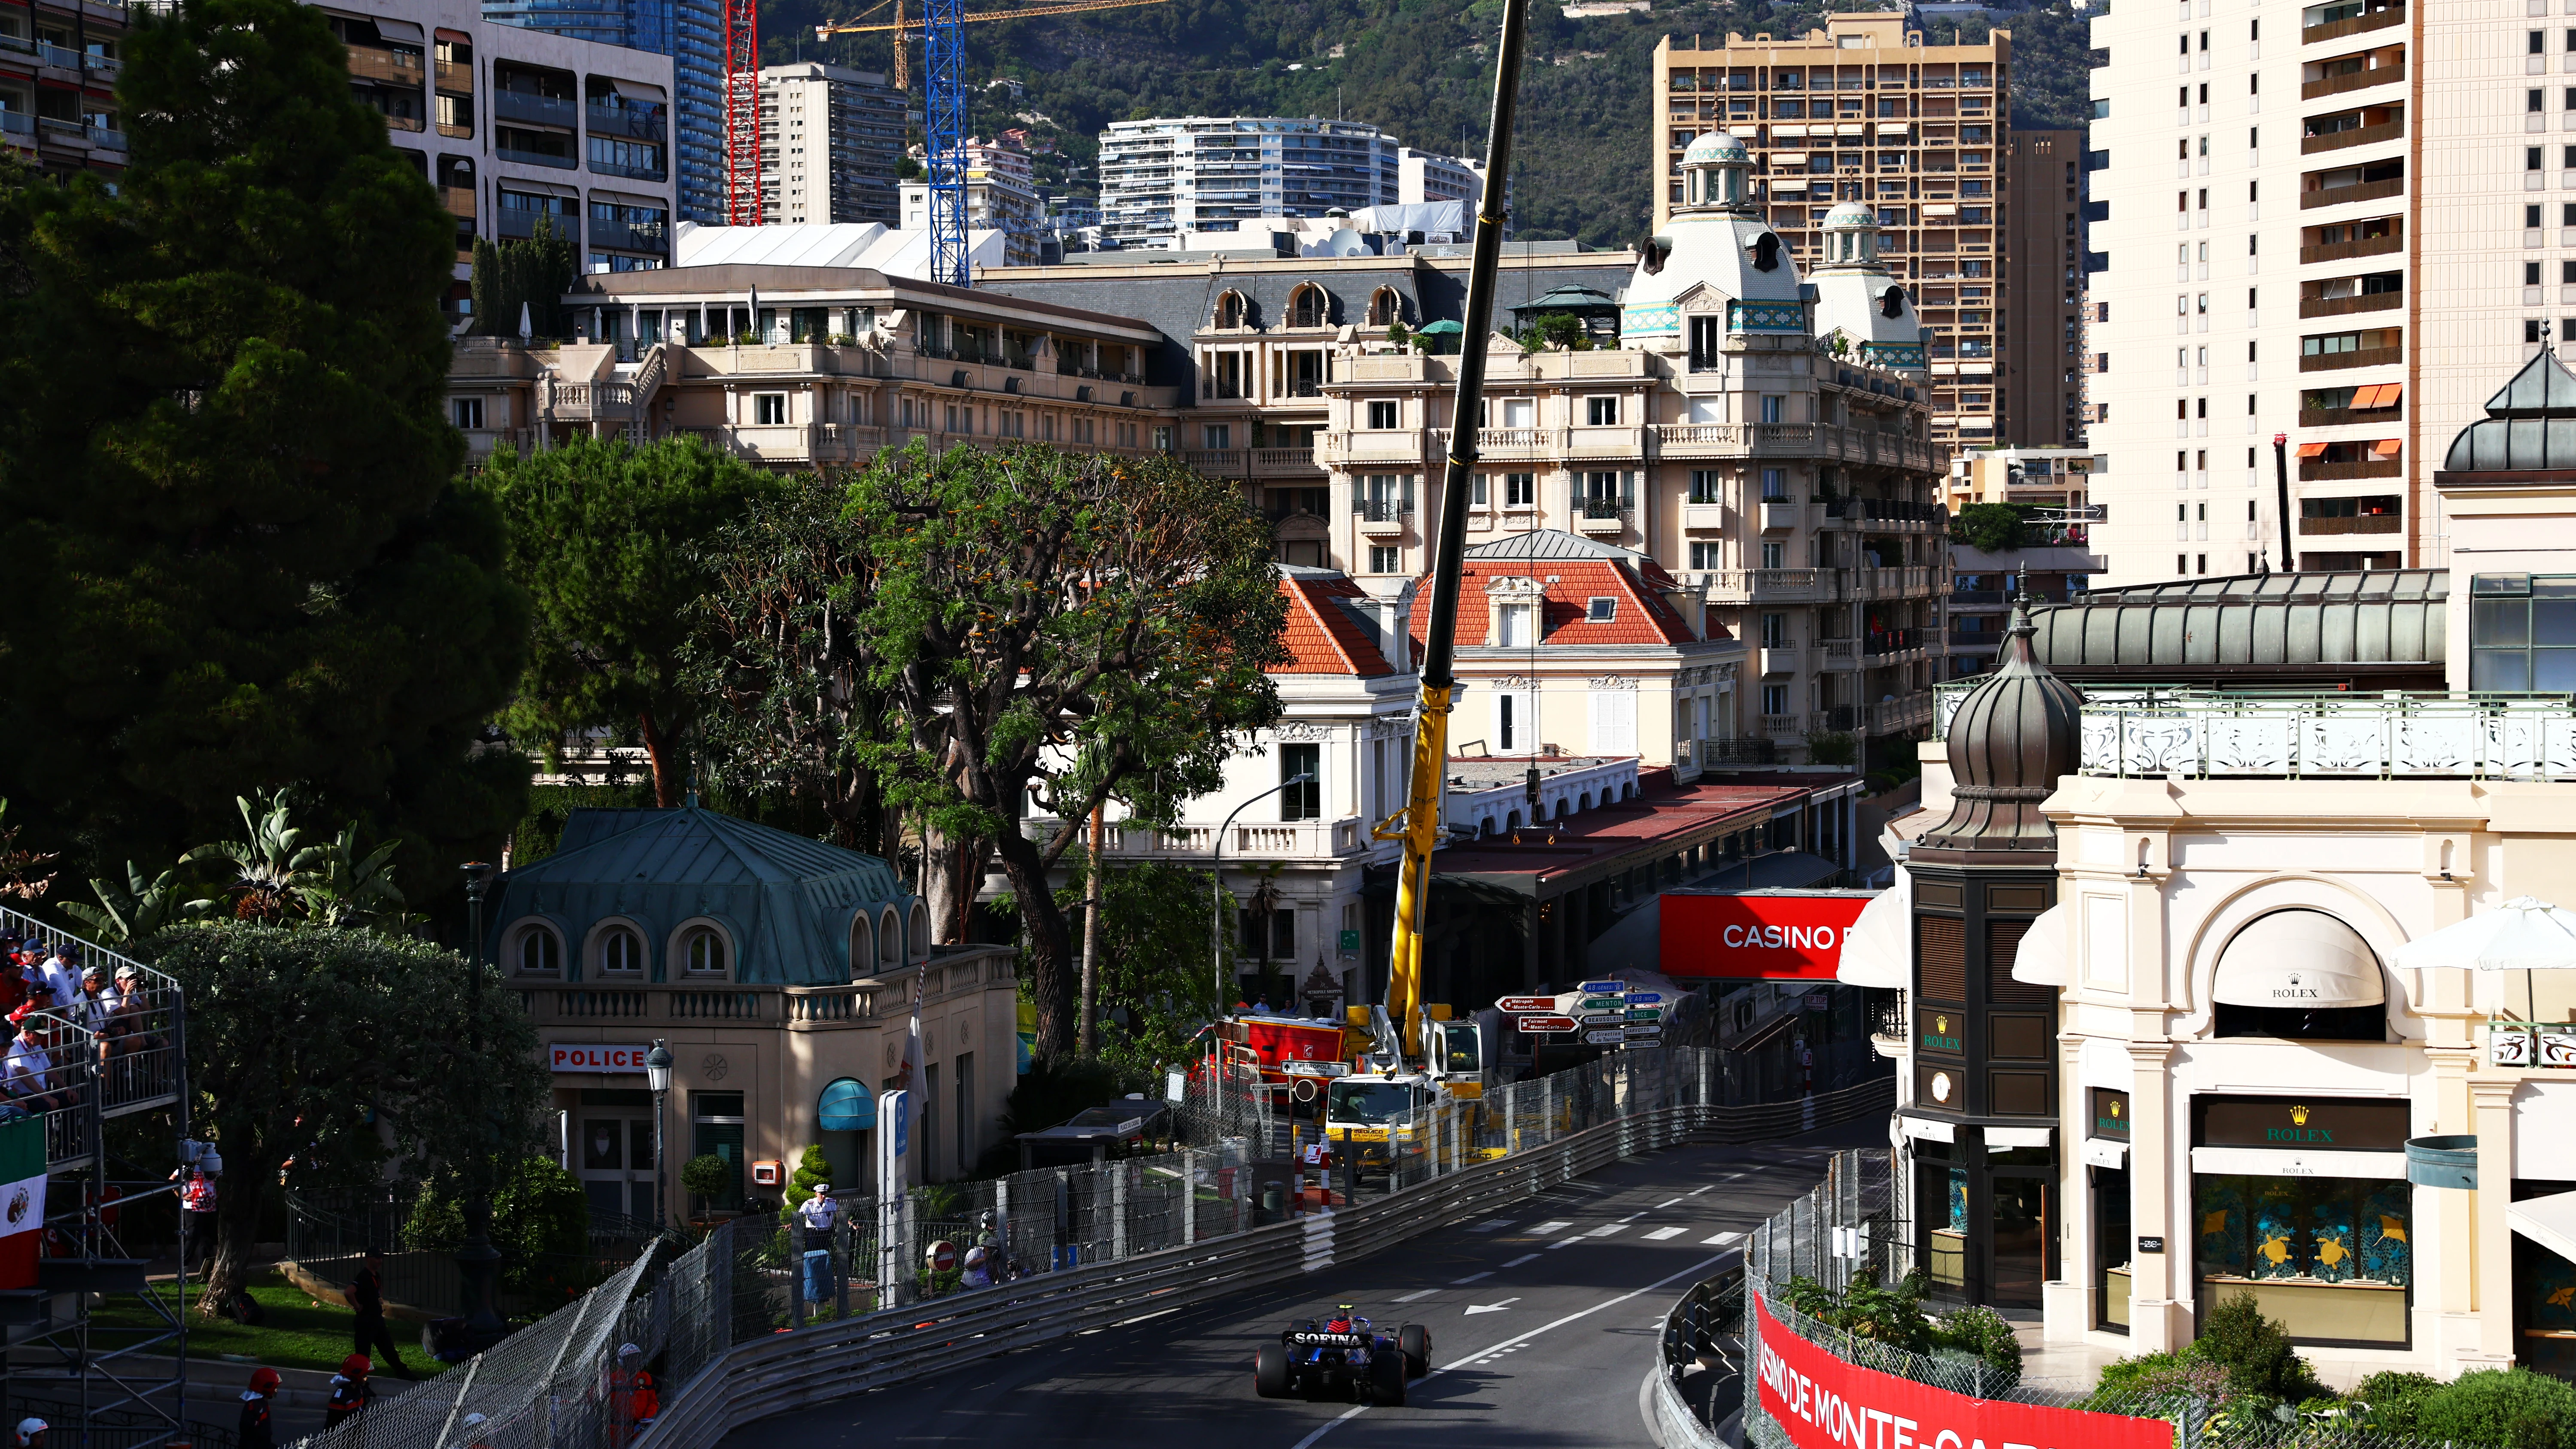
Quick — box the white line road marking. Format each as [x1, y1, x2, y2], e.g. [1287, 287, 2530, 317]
[1619, 1211, 1646, 1222]
[1532, 1220, 1574, 1234]
[1643, 1227, 1686, 1241]
[1502, 1254, 1540, 1267]
[1547, 1238, 1580, 1250]
[1468, 1219, 1516, 1232]
[1588, 1224, 1628, 1237]
[1701, 1231, 1744, 1246]
[1657, 1197, 1685, 1208]
[1452, 1271, 1493, 1285]
[1391, 1288, 1438, 1303]
[1284, 1252, 1736, 1449]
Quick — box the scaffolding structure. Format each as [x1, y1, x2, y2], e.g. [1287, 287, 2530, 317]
[0, 905, 192, 1449]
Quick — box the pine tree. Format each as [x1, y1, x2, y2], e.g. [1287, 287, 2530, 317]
[0, 0, 529, 882]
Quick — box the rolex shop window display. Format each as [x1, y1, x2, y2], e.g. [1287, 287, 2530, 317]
[2190, 1096, 2412, 1347]
[2088, 1088, 2132, 1333]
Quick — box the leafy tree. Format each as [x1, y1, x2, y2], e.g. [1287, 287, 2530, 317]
[295, 822, 408, 928]
[847, 443, 1288, 1061]
[404, 1157, 592, 1294]
[144, 922, 549, 1312]
[0, 0, 530, 886]
[691, 474, 896, 853]
[182, 790, 319, 923]
[1519, 312, 1589, 352]
[1014, 858, 1227, 1079]
[1950, 502, 2032, 554]
[0, 802, 57, 903]
[492, 436, 783, 808]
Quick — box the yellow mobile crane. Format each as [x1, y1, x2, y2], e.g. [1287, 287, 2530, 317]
[1322, 0, 1534, 1179]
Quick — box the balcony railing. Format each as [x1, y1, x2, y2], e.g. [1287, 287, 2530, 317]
[1019, 815, 1367, 860]
[586, 103, 665, 141]
[2299, 233, 2403, 265]
[2298, 513, 2403, 533]
[2302, 4, 2404, 43]
[2298, 459, 2401, 480]
[1932, 683, 2576, 781]
[1352, 497, 1411, 522]
[2302, 120, 2403, 155]
[492, 89, 577, 129]
[2300, 344, 2403, 371]
[2300, 176, 2405, 210]
[2303, 64, 2405, 101]
[2300, 292, 2401, 319]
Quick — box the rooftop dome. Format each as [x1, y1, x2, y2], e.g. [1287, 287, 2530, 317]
[1683, 131, 1750, 165]
[1822, 200, 1877, 228]
[1915, 599, 2080, 858]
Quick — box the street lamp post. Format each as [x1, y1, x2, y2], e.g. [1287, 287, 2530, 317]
[645, 1041, 673, 1232]
[457, 862, 505, 1344]
[1208, 773, 1317, 1016]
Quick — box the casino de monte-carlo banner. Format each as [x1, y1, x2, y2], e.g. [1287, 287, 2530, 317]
[1753, 1299, 2169, 1449]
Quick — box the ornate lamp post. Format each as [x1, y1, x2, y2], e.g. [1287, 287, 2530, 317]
[457, 862, 505, 1343]
[644, 1041, 673, 1231]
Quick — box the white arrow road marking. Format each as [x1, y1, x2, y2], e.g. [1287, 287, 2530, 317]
[1462, 1298, 1520, 1316]
[1643, 1227, 1686, 1241]
[1284, 1252, 1734, 1449]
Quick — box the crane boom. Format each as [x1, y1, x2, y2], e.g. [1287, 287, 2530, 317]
[814, 0, 1170, 37]
[1371, 0, 1531, 1074]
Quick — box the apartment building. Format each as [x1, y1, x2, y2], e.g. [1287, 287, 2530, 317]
[0, 0, 127, 179]
[1097, 117, 1451, 246]
[1654, 15, 2030, 453]
[2084, 0, 2540, 587]
[480, 0, 721, 224]
[2005, 128, 2089, 447]
[754, 63, 902, 226]
[1942, 445, 2102, 676]
[316, 0, 679, 332]
[899, 145, 1044, 267]
[1397, 146, 1485, 206]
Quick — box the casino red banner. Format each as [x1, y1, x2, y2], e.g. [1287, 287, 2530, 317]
[1659, 891, 1872, 981]
[1753, 1299, 2171, 1449]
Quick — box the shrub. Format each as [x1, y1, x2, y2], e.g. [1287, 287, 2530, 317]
[2195, 1291, 2322, 1403]
[1775, 1269, 1933, 1354]
[1804, 730, 1859, 767]
[679, 1154, 732, 1197]
[1933, 1303, 2023, 1380]
[2086, 1352, 2230, 1414]
[2415, 1370, 2576, 1449]
[2351, 1371, 2442, 1437]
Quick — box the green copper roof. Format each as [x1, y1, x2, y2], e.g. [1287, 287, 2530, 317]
[489, 807, 919, 986]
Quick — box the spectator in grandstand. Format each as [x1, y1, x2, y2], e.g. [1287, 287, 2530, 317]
[36, 946, 77, 1011]
[2, 1015, 67, 1113]
[72, 964, 113, 1032]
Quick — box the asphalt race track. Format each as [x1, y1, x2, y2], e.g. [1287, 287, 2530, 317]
[717, 1139, 1837, 1449]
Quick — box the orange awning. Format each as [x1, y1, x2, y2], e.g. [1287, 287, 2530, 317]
[2297, 442, 2329, 457]
[2349, 384, 2385, 408]
[2357, 383, 2405, 408]
[2370, 437, 2403, 457]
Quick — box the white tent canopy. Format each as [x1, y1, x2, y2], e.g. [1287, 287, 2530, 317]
[1835, 867, 1909, 989]
[2010, 902, 2069, 987]
[2391, 896, 2576, 972]
[2212, 909, 2385, 1008]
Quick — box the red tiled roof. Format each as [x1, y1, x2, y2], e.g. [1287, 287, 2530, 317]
[1277, 572, 1411, 676]
[1406, 559, 1702, 650]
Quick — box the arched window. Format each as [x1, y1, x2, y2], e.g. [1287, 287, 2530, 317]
[1751, 233, 1781, 272]
[1506, 810, 1522, 831]
[680, 925, 729, 978]
[1881, 285, 1905, 319]
[1368, 288, 1401, 327]
[513, 926, 562, 976]
[880, 908, 905, 973]
[1214, 291, 1248, 329]
[1290, 285, 1328, 328]
[594, 924, 645, 976]
[850, 914, 880, 978]
[1579, 792, 1594, 812]
[908, 899, 932, 962]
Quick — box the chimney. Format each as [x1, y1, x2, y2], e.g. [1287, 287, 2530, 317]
[1659, 574, 1710, 641]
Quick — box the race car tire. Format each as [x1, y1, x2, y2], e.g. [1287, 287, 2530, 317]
[1254, 1343, 1290, 1399]
[1370, 1348, 1407, 1406]
[1399, 1323, 1431, 1378]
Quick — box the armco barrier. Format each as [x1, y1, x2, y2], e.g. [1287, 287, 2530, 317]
[636, 1074, 1893, 1449]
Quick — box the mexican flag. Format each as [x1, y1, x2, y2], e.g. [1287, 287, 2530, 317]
[0, 1117, 46, 1288]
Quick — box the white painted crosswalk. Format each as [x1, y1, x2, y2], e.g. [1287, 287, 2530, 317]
[1641, 1226, 1686, 1241]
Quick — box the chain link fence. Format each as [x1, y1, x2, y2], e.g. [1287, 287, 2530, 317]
[1715, 1150, 2454, 1449]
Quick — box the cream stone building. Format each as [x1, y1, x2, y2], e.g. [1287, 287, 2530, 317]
[1856, 349, 2576, 1382]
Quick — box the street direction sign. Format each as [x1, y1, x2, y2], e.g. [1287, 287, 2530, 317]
[1496, 996, 1556, 1014]
[1583, 1028, 1629, 1045]
[1579, 980, 1627, 995]
[1624, 1025, 1664, 1042]
[1627, 1007, 1665, 1023]
[1515, 1014, 1580, 1034]
[1577, 1011, 1626, 1027]
[1577, 996, 1626, 1013]
[1625, 991, 1663, 1005]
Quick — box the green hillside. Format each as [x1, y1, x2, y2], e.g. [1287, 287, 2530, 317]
[770, 0, 2090, 248]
